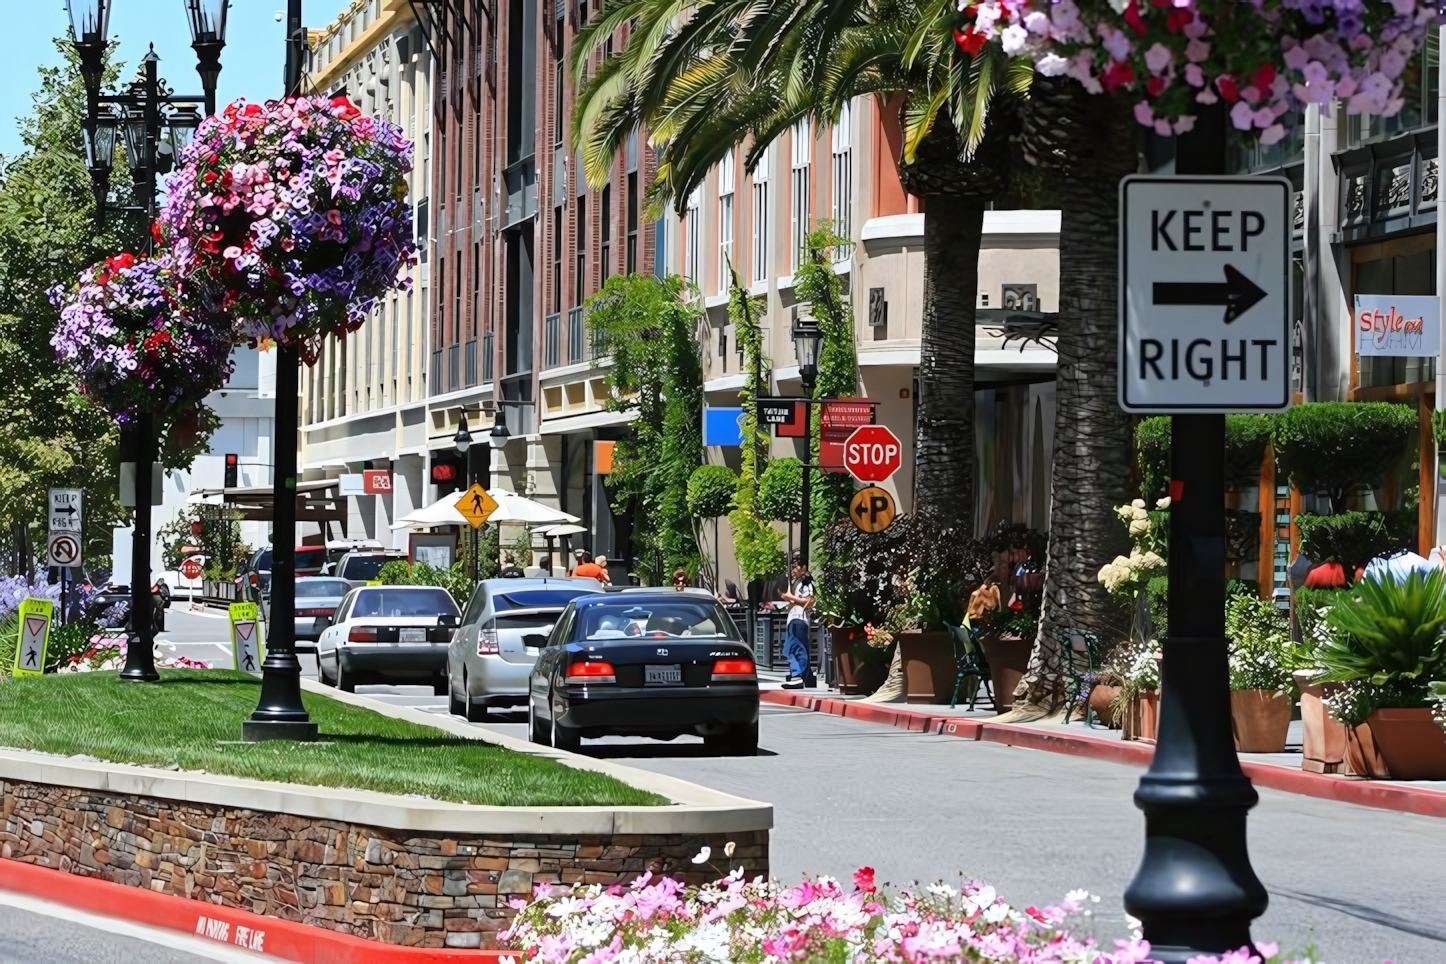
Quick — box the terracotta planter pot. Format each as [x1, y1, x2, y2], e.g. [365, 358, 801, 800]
[1231, 689, 1292, 753]
[1345, 720, 1392, 779]
[1294, 670, 1346, 774]
[1364, 708, 1446, 780]
[1088, 684, 1122, 729]
[1124, 690, 1159, 742]
[978, 631, 1031, 712]
[898, 630, 957, 704]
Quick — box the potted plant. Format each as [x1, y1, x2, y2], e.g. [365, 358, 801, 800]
[1110, 642, 1161, 742]
[1318, 568, 1446, 780]
[1224, 594, 1297, 753]
[977, 606, 1036, 713]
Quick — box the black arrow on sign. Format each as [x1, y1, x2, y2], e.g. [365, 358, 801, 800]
[54, 504, 77, 516]
[1152, 264, 1268, 324]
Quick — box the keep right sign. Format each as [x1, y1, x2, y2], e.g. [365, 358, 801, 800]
[1119, 176, 1293, 414]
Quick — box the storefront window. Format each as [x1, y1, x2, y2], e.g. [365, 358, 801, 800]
[1355, 248, 1437, 388]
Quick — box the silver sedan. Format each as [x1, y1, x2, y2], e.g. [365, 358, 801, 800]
[446, 577, 603, 722]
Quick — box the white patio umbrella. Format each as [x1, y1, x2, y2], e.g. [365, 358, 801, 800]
[534, 523, 588, 537]
[390, 489, 578, 530]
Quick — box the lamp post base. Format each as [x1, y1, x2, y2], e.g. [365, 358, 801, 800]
[241, 720, 320, 742]
[118, 630, 159, 682]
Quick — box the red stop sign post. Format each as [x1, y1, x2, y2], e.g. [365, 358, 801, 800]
[180, 557, 204, 581]
[843, 425, 902, 483]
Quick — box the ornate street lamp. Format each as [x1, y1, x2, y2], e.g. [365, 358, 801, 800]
[790, 312, 824, 572]
[183, 0, 228, 114]
[82, 105, 117, 213]
[488, 409, 511, 450]
[65, 0, 111, 102]
[453, 414, 473, 454]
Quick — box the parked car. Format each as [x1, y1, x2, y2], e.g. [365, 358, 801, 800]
[314, 585, 461, 692]
[527, 590, 759, 755]
[238, 545, 328, 601]
[333, 550, 407, 589]
[291, 577, 352, 652]
[446, 577, 605, 722]
[322, 539, 383, 574]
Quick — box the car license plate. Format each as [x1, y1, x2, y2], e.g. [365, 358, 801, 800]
[645, 664, 682, 686]
[400, 628, 427, 643]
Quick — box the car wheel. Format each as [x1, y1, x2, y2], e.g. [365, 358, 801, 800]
[463, 673, 487, 723]
[336, 660, 356, 693]
[447, 665, 465, 716]
[706, 722, 759, 757]
[317, 654, 334, 686]
[550, 707, 581, 753]
[528, 698, 549, 745]
[432, 672, 448, 697]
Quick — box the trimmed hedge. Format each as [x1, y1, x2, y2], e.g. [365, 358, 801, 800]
[1135, 414, 1276, 501]
[1295, 509, 1415, 572]
[1274, 402, 1417, 513]
[686, 464, 738, 518]
[757, 457, 805, 523]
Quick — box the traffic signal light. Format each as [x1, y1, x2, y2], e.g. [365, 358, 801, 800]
[224, 453, 238, 488]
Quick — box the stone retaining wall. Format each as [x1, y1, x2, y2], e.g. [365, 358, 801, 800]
[0, 779, 769, 949]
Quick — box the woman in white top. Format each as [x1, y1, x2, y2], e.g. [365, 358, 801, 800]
[780, 552, 816, 689]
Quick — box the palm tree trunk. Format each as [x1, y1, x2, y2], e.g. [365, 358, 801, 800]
[915, 197, 984, 532]
[1012, 91, 1136, 714]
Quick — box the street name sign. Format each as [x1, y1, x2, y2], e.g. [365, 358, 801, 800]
[1119, 176, 1292, 413]
[49, 488, 82, 532]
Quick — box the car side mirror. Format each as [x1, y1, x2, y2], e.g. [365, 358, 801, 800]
[523, 633, 549, 649]
[312, 615, 333, 635]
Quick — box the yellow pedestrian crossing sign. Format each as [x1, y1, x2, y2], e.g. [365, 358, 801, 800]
[456, 484, 498, 528]
[13, 598, 52, 678]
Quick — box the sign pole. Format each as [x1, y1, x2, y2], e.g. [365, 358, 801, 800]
[1122, 104, 1268, 960]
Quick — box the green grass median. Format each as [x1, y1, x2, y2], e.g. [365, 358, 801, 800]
[0, 670, 667, 807]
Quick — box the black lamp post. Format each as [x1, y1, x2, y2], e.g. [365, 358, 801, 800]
[69, 0, 222, 684]
[183, 0, 227, 115]
[791, 314, 821, 571]
[243, 0, 318, 742]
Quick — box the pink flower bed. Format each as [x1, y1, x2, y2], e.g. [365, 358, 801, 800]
[501, 861, 1318, 963]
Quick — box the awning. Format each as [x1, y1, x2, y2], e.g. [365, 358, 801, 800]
[188, 479, 345, 523]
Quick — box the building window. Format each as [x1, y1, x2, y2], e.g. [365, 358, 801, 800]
[453, 251, 463, 342]
[717, 151, 734, 293]
[552, 208, 563, 313]
[831, 104, 852, 259]
[472, 242, 480, 337]
[575, 194, 587, 304]
[685, 188, 701, 288]
[626, 171, 638, 274]
[601, 183, 612, 282]
[554, 60, 564, 149]
[751, 145, 769, 285]
[390, 296, 399, 405]
[790, 118, 811, 271]
[405, 289, 414, 401]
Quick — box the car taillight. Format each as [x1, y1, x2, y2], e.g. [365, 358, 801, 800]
[348, 627, 378, 642]
[566, 660, 616, 683]
[249, 573, 259, 586]
[296, 608, 333, 617]
[712, 658, 757, 680]
[477, 627, 499, 655]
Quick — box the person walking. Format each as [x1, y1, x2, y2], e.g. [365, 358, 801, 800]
[780, 553, 815, 690]
[572, 551, 605, 580]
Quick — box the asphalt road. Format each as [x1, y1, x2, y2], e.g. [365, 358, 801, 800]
[156, 608, 1446, 963]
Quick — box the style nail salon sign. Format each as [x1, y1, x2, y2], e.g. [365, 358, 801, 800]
[1355, 294, 1440, 357]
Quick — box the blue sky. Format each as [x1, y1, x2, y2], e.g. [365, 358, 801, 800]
[2, 1, 354, 160]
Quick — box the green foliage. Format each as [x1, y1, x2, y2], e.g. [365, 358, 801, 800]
[1145, 575, 1169, 640]
[44, 619, 101, 673]
[156, 504, 250, 578]
[1320, 569, 1446, 685]
[1274, 402, 1417, 513]
[1135, 414, 1276, 502]
[477, 524, 501, 581]
[686, 465, 737, 519]
[586, 273, 704, 583]
[726, 274, 784, 582]
[376, 559, 472, 609]
[1296, 510, 1414, 571]
[757, 458, 805, 523]
[506, 532, 534, 568]
[0, 43, 146, 563]
[1225, 595, 1296, 692]
[0, 671, 665, 806]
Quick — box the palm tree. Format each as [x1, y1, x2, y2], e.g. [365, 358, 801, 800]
[570, 0, 1030, 540]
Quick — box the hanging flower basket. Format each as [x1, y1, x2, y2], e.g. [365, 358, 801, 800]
[49, 252, 234, 424]
[159, 96, 415, 360]
[952, 0, 1440, 141]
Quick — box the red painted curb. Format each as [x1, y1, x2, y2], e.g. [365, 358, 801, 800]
[0, 859, 517, 963]
[762, 690, 1446, 817]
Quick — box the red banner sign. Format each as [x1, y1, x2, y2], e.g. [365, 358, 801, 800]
[362, 470, 393, 495]
[819, 399, 879, 472]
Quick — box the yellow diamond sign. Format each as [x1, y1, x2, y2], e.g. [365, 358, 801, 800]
[456, 484, 498, 528]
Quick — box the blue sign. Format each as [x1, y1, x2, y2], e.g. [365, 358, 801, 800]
[703, 407, 745, 447]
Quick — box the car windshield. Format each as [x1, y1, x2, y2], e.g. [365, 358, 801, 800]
[581, 601, 737, 640]
[351, 588, 459, 618]
[342, 556, 392, 580]
[296, 580, 350, 598]
[295, 548, 327, 569]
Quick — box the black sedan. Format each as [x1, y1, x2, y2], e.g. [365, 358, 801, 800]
[527, 590, 759, 755]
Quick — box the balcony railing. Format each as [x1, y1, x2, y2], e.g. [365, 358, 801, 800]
[591, 321, 609, 360]
[544, 313, 561, 369]
[482, 330, 495, 382]
[430, 350, 443, 396]
[448, 344, 460, 391]
[464, 340, 478, 386]
[567, 306, 585, 364]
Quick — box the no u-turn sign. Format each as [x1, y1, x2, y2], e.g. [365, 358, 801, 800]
[1119, 176, 1292, 413]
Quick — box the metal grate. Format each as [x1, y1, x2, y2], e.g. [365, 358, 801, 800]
[482, 330, 494, 382]
[544, 313, 561, 369]
[429, 350, 443, 396]
[448, 344, 460, 391]
[567, 306, 585, 364]
[464, 340, 477, 386]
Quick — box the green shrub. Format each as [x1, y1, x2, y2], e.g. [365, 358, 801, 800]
[45, 620, 101, 673]
[1294, 586, 1349, 646]
[1225, 595, 1296, 692]
[756, 457, 805, 523]
[1135, 414, 1277, 502]
[687, 465, 738, 518]
[377, 559, 471, 609]
[1319, 568, 1446, 685]
[1274, 402, 1417, 513]
[1296, 511, 1414, 572]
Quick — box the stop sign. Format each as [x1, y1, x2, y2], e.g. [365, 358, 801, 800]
[843, 425, 903, 483]
[180, 557, 204, 580]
